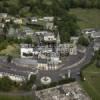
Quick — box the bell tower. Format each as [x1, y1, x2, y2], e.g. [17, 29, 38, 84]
[56, 32, 61, 45]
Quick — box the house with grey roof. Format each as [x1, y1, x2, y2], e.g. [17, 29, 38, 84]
[0, 67, 34, 82]
[91, 31, 100, 39]
[0, 13, 8, 19]
[22, 27, 34, 36]
[82, 28, 100, 39]
[0, 23, 4, 28]
[20, 44, 33, 58]
[93, 38, 100, 51]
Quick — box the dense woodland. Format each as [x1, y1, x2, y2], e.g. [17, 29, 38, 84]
[0, 0, 69, 16]
[0, 0, 100, 16]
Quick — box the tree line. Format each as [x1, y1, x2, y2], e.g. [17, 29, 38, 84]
[69, 0, 100, 9]
[0, 0, 69, 16]
[0, 0, 100, 16]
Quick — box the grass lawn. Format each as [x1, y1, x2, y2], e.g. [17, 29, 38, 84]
[0, 44, 20, 57]
[0, 95, 34, 100]
[69, 8, 100, 29]
[80, 61, 100, 100]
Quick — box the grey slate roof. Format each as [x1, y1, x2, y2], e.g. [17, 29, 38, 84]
[13, 58, 37, 66]
[0, 67, 28, 78]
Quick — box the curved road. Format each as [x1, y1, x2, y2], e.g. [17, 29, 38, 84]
[0, 43, 94, 96]
[37, 42, 94, 82]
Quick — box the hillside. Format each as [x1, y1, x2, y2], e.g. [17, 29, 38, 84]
[0, 0, 68, 16]
[1, 0, 100, 16]
[69, 8, 100, 29]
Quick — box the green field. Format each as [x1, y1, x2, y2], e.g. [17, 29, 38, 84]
[80, 61, 100, 100]
[70, 8, 100, 29]
[0, 44, 20, 57]
[0, 95, 34, 100]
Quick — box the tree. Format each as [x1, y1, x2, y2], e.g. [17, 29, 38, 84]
[96, 60, 100, 68]
[21, 75, 37, 91]
[57, 14, 79, 43]
[0, 76, 13, 91]
[7, 55, 13, 63]
[24, 36, 32, 44]
[78, 36, 89, 46]
[95, 49, 100, 60]
[61, 32, 70, 43]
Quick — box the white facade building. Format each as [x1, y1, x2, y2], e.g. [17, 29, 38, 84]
[43, 17, 54, 22]
[14, 18, 23, 24]
[20, 44, 33, 58]
[31, 17, 38, 23]
[69, 44, 77, 55]
[0, 72, 25, 82]
[91, 31, 100, 39]
[70, 37, 79, 44]
[0, 13, 8, 18]
[57, 43, 77, 55]
[93, 39, 100, 51]
[0, 71, 36, 82]
[44, 35, 56, 42]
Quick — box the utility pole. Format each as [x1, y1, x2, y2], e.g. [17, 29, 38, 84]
[68, 69, 71, 78]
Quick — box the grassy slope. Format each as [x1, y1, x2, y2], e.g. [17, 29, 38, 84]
[0, 95, 34, 100]
[0, 44, 20, 57]
[80, 61, 100, 100]
[69, 8, 100, 29]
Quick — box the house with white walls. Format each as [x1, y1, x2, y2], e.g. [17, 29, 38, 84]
[20, 44, 33, 58]
[0, 68, 35, 82]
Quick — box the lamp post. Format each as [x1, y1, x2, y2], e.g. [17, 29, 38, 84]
[32, 84, 37, 100]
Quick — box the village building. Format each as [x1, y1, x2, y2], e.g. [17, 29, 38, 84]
[57, 43, 77, 56]
[5, 17, 11, 23]
[0, 13, 8, 19]
[0, 28, 4, 36]
[38, 59, 48, 70]
[69, 44, 77, 55]
[20, 44, 33, 58]
[37, 57, 60, 71]
[0, 23, 5, 28]
[8, 27, 16, 36]
[91, 31, 100, 39]
[43, 32, 56, 42]
[35, 31, 56, 49]
[70, 37, 79, 44]
[31, 17, 38, 23]
[57, 43, 70, 55]
[82, 28, 96, 37]
[13, 58, 37, 68]
[45, 22, 54, 30]
[0, 68, 34, 82]
[13, 18, 23, 24]
[22, 27, 34, 36]
[43, 17, 54, 22]
[82, 28, 100, 39]
[93, 38, 100, 51]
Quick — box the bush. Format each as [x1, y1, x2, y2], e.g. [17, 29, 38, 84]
[96, 60, 100, 68]
[20, 75, 37, 91]
[0, 42, 8, 51]
[78, 36, 89, 46]
[0, 76, 16, 91]
[7, 55, 13, 63]
[36, 77, 75, 90]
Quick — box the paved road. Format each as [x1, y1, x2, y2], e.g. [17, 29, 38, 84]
[0, 42, 94, 96]
[37, 42, 94, 83]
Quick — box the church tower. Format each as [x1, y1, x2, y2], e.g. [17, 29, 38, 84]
[56, 32, 61, 56]
[56, 32, 61, 45]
